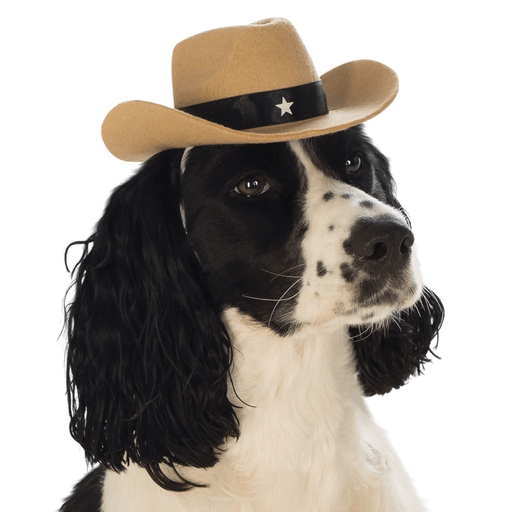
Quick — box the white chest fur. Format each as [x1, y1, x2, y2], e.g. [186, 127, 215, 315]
[102, 310, 425, 511]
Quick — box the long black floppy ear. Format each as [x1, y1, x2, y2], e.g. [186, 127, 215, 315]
[65, 149, 239, 491]
[350, 288, 444, 396]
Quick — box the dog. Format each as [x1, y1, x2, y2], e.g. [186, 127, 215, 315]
[61, 123, 443, 511]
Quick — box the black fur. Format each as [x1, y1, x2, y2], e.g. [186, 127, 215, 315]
[60, 466, 105, 512]
[65, 149, 239, 492]
[351, 288, 443, 396]
[63, 126, 444, 507]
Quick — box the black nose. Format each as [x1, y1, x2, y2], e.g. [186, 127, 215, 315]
[344, 217, 414, 272]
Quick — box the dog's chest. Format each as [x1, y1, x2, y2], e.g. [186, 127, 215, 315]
[214, 314, 377, 509]
[102, 317, 392, 511]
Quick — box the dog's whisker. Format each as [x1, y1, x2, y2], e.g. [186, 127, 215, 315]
[242, 295, 283, 302]
[351, 324, 373, 341]
[267, 278, 303, 328]
[421, 286, 443, 313]
[260, 269, 303, 280]
[242, 290, 300, 303]
[259, 264, 305, 281]
[390, 312, 403, 331]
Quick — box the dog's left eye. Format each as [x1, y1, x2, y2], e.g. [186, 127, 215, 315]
[235, 175, 270, 197]
[345, 153, 362, 174]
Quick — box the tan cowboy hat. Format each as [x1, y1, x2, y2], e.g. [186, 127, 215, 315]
[102, 18, 398, 162]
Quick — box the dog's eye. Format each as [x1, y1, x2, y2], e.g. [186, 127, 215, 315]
[346, 153, 362, 174]
[235, 175, 270, 197]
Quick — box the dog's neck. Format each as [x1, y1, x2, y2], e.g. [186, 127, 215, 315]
[211, 309, 377, 508]
[223, 308, 367, 463]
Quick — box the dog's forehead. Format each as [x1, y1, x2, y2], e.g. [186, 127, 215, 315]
[181, 141, 304, 193]
[182, 128, 361, 186]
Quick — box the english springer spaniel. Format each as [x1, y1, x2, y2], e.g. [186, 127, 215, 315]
[61, 124, 443, 511]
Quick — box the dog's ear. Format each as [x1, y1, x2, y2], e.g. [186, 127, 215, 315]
[350, 288, 444, 396]
[65, 149, 239, 491]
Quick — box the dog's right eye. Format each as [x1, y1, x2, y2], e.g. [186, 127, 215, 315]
[234, 175, 270, 197]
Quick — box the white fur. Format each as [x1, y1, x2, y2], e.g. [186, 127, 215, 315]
[101, 141, 426, 511]
[103, 313, 425, 511]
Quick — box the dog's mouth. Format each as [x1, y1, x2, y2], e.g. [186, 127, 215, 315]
[356, 274, 419, 307]
[328, 271, 422, 326]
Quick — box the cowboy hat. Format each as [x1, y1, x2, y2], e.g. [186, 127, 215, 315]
[102, 18, 398, 162]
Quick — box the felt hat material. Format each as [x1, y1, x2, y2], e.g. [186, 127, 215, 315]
[102, 18, 399, 162]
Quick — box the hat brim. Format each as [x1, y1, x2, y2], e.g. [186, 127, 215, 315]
[101, 60, 398, 162]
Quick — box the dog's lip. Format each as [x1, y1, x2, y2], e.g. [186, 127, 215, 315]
[354, 277, 418, 310]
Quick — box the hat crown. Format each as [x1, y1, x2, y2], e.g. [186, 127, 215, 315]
[172, 18, 319, 108]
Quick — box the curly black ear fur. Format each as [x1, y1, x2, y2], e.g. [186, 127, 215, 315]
[65, 149, 239, 491]
[351, 288, 444, 396]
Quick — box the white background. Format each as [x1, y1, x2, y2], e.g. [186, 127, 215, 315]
[2, 1, 511, 510]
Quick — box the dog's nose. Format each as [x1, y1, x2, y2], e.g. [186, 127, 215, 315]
[344, 217, 414, 272]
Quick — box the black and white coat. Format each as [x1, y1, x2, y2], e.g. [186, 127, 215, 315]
[62, 125, 443, 512]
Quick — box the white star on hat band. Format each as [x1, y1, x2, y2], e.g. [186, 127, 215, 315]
[276, 97, 294, 116]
